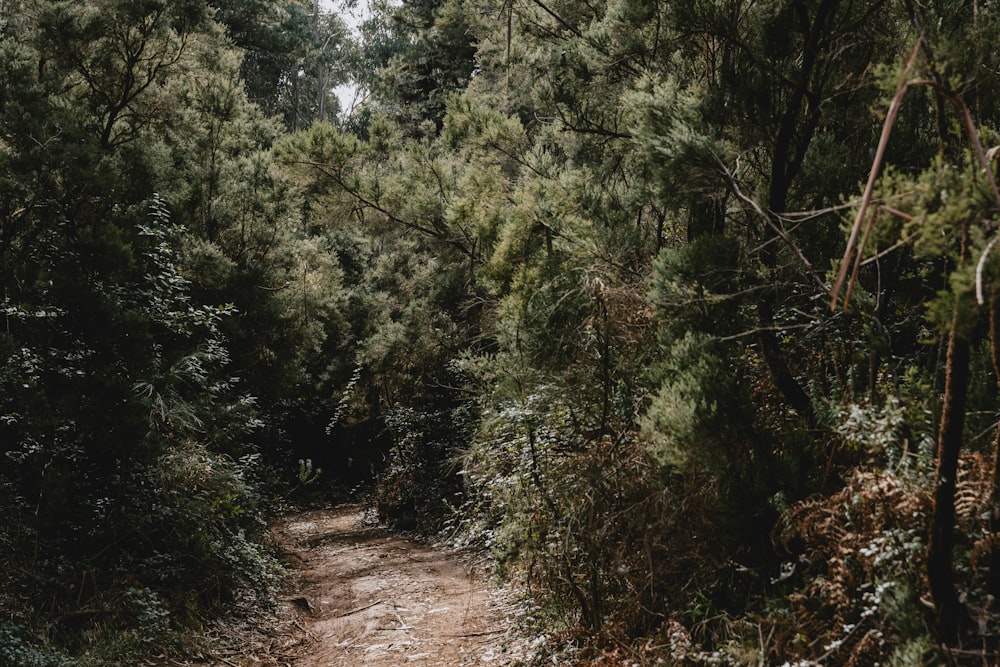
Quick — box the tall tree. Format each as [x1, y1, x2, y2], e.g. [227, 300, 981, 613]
[358, 0, 478, 132]
[0, 1, 335, 658]
[212, 0, 353, 129]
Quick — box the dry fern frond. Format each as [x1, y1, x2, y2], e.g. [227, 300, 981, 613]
[770, 467, 932, 660]
[769, 451, 1000, 662]
[845, 629, 887, 667]
[970, 533, 1000, 571]
[955, 452, 993, 523]
[775, 495, 847, 555]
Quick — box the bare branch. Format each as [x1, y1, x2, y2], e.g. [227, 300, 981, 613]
[977, 234, 1000, 305]
[830, 36, 923, 311]
[713, 153, 829, 293]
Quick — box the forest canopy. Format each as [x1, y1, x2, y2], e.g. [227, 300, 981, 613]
[4, 0, 1000, 664]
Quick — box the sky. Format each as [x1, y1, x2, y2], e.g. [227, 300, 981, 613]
[321, 0, 368, 31]
[321, 0, 370, 115]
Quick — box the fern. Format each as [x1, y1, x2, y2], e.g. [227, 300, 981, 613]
[770, 452, 1000, 663]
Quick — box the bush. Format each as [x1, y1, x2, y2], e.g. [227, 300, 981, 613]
[0, 623, 77, 667]
[463, 390, 727, 638]
[374, 403, 474, 531]
[129, 440, 280, 615]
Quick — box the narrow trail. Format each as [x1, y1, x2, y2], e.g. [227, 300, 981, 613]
[267, 505, 529, 667]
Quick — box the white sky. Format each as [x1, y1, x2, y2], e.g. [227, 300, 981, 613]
[320, 0, 369, 115]
[321, 0, 368, 30]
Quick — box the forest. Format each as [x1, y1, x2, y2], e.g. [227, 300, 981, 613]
[3, 0, 1000, 664]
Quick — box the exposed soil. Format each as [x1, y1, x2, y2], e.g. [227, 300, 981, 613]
[269, 505, 528, 667]
[149, 505, 534, 666]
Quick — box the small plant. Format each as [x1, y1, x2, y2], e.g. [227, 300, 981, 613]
[288, 458, 323, 497]
[0, 622, 77, 667]
[299, 457, 322, 485]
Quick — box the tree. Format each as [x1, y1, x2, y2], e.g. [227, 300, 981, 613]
[213, 0, 353, 129]
[357, 0, 478, 133]
[0, 1, 319, 658]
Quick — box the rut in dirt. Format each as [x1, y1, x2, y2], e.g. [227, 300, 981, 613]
[273, 505, 528, 667]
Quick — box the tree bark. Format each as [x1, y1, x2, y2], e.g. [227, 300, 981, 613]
[752, 0, 835, 430]
[926, 306, 972, 646]
[988, 286, 1000, 598]
[314, 0, 326, 121]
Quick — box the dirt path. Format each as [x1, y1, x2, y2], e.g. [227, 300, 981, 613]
[267, 505, 530, 667]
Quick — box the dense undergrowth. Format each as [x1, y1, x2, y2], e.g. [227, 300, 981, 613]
[8, 0, 1000, 665]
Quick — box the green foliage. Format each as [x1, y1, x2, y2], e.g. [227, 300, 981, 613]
[374, 401, 473, 531]
[463, 389, 725, 635]
[0, 192, 278, 660]
[886, 635, 936, 667]
[298, 458, 322, 486]
[132, 440, 278, 608]
[357, 0, 478, 132]
[214, 0, 354, 129]
[7, 0, 1000, 663]
[275, 116, 488, 414]
[823, 395, 909, 465]
[0, 622, 78, 667]
[642, 333, 753, 471]
[0, 3, 298, 660]
[648, 235, 747, 343]
[280, 0, 1000, 660]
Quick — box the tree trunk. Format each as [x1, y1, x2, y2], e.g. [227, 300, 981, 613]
[926, 306, 972, 646]
[314, 0, 326, 121]
[988, 286, 1000, 598]
[751, 0, 835, 431]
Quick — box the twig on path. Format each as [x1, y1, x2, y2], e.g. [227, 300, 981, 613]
[443, 629, 506, 638]
[391, 608, 412, 631]
[293, 618, 318, 641]
[336, 599, 384, 618]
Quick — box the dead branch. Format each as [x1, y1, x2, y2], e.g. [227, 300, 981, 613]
[443, 629, 506, 638]
[831, 37, 923, 311]
[335, 599, 384, 618]
[712, 153, 829, 293]
[977, 235, 1000, 305]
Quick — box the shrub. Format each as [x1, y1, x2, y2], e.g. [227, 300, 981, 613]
[0, 622, 77, 667]
[463, 390, 726, 638]
[374, 403, 473, 531]
[129, 440, 280, 615]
